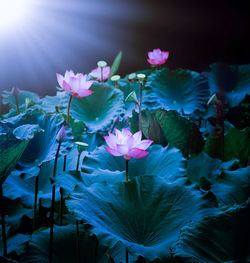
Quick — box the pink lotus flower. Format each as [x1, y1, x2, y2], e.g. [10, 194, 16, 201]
[104, 128, 153, 161]
[90, 66, 111, 81]
[56, 125, 67, 143]
[147, 48, 169, 66]
[56, 70, 94, 98]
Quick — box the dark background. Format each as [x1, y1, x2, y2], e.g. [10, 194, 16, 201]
[0, 0, 249, 95]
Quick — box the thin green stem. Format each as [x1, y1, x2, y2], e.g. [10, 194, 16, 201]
[15, 96, 20, 115]
[49, 142, 61, 263]
[76, 152, 81, 171]
[101, 67, 103, 82]
[66, 95, 73, 125]
[76, 220, 80, 263]
[33, 172, 40, 231]
[125, 160, 129, 183]
[0, 182, 7, 257]
[126, 248, 128, 263]
[59, 155, 67, 226]
[138, 81, 143, 131]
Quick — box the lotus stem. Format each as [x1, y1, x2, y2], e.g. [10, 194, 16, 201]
[49, 142, 61, 263]
[66, 94, 73, 125]
[101, 67, 103, 82]
[126, 248, 129, 263]
[59, 155, 67, 226]
[125, 160, 129, 183]
[15, 96, 20, 115]
[33, 171, 40, 230]
[76, 220, 80, 263]
[76, 152, 81, 171]
[138, 81, 143, 131]
[0, 182, 7, 257]
[94, 236, 99, 263]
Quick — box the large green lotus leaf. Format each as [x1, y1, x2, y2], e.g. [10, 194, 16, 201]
[66, 176, 217, 261]
[173, 200, 250, 263]
[19, 224, 110, 263]
[2, 90, 40, 113]
[0, 124, 41, 183]
[82, 144, 185, 182]
[203, 63, 250, 107]
[3, 146, 82, 208]
[0, 198, 32, 232]
[2, 110, 73, 168]
[187, 152, 230, 189]
[70, 83, 125, 132]
[211, 166, 250, 207]
[204, 127, 250, 165]
[34, 91, 69, 114]
[145, 68, 209, 115]
[155, 109, 204, 157]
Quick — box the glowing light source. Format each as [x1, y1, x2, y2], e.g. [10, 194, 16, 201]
[0, 0, 31, 32]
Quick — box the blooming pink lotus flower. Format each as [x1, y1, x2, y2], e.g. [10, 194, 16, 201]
[147, 48, 169, 66]
[90, 66, 111, 81]
[56, 70, 94, 98]
[104, 128, 153, 161]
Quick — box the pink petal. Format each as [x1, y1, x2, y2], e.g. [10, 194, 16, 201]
[68, 77, 80, 91]
[133, 130, 142, 143]
[62, 80, 72, 92]
[128, 148, 149, 159]
[117, 144, 129, 155]
[56, 73, 64, 87]
[122, 128, 132, 137]
[104, 133, 117, 148]
[135, 139, 153, 150]
[148, 51, 155, 59]
[75, 89, 93, 98]
[104, 147, 122, 156]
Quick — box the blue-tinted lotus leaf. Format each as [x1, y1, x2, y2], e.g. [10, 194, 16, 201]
[173, 200, 250, 263]
[70, 83, 125, 132]
[204, 127, 250, 165]
[2, 110, 73, 168]
[2, 90, 40, 113]
[145, 68, 209, 115]
[82, 144, 185, 182]
[187, 152, 224, 189]
[3, 146, 81, 208]
[66, 175, 217, 261]
[0, 234, 30, 257]
[211, 166, 250, 207]
[0, 198, 32, 231]
[34, 91, 69, 113]
[154, 109, 204, 156]
[20, 224, 108, 263]
[0, 124, 40, 183]
[203, 63, 250, 107]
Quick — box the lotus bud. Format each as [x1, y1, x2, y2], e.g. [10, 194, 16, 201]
[75, 141, 88, 153]
[56, 125, 66, 143]
[125, 91, 138, 104]
[207, 94, 218, 105]
[25, 98, 35, 108]
[97, 60, 107, 68]
[11, 87, 20, 97]
[88, 72, 98, 80]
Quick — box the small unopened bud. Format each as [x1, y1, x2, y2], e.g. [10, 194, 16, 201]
[89, 72, 98, 80]
[11, 87, 20, 97]
[97, 60, 107, 68]
[207, 94, 218, 105]
[56, 125, 66, 143]
[25, 98, 35, 108]
[75, 141, 88, 153]
[137, 73, 146, 81]
[125, 91, 138, 103]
